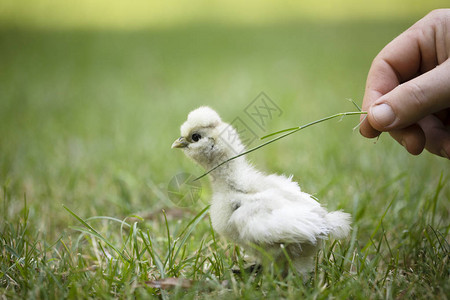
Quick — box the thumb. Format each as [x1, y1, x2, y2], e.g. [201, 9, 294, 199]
[367, 60, 450, 132]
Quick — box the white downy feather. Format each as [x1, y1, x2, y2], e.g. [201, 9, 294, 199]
[173, 106, 351, 275]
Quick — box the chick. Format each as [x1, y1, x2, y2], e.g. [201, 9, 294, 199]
[172, 106, 351, 275]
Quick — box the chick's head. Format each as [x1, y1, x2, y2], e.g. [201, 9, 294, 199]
[172, 107, 244, 169]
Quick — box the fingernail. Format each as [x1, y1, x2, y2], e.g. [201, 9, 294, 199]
[371, 103, 396, 128]
[440, 149, 450, 159]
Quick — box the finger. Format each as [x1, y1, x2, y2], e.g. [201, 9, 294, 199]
[360, 13, 439, 137]
[418, 115, 450, 159]
[360, 39, 420, 137]
[359, 114, 380, 138]
[388, 124, 426, 155]
[368, 60, 450, 132]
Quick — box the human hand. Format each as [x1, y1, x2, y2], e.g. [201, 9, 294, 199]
[360, 9, 450, 159]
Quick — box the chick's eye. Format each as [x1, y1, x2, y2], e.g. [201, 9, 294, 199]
[191, 133, 201, 142]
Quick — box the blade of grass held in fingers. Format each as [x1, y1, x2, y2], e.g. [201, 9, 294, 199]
[347, 98, 362, 112]
[194, 111, 367, 181]
[261, 111, 366, 139]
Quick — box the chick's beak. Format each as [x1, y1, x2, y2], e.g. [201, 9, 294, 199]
[171, 137, 189, 149]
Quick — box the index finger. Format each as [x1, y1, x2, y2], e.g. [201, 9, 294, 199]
[360, 14, 437, 137]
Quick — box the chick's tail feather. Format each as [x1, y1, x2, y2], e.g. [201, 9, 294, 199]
[325, 211, 351, 239]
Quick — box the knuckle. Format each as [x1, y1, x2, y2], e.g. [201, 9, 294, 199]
[424, 9, 450, 29]
[401, 82, 428, 110]
[427, 9, 447, 19]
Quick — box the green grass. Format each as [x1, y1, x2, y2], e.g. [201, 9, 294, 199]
[1, 21, 449, 299]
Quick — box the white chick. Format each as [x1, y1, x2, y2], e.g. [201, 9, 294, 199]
[172, 106, 351, 275]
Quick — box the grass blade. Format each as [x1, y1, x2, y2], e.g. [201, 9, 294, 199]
[172, 205, 210, 263]
[63, 205, 130, 262]
[194, 111, 366, 181]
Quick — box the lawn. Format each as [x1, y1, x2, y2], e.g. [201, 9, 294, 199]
[0, 19, 449, 298]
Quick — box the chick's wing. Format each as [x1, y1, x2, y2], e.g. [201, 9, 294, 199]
[228, 189, 331, 245]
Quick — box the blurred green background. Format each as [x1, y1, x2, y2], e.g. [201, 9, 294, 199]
[0, 1, 448, 237]
[0, 0, 448, 29]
